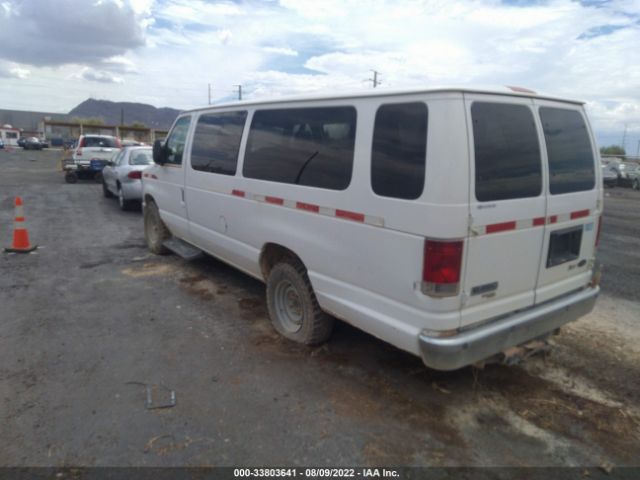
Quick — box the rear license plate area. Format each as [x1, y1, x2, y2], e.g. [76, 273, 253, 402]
[547, 226, 582, 268]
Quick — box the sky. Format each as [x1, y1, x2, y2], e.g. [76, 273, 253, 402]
[0, 0, 639, 153]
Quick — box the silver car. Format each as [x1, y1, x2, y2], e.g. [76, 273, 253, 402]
[101, 146, 154, 210]
[626, 164, 640, 190]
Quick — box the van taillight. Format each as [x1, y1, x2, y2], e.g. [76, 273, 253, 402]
[115, 138, 122, 148]
[422, 239, 464, 297]
[128, 171, 142, 179]
[595, 217, 602, 248]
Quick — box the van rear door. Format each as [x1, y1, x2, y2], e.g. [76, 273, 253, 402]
[533, 101, 600, 303]
[460, 95, 546, 328]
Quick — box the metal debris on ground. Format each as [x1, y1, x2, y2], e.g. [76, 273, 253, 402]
[126, 382, 177, 409]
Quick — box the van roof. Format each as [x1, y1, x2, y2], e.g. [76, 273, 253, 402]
[186, 86, 585, 114]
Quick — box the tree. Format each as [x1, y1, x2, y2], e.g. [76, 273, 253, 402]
[129, 121, 147, 129]
[600, 145, 626, 156]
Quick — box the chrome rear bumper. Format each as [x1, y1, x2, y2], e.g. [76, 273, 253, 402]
[418, 286, 599, 371]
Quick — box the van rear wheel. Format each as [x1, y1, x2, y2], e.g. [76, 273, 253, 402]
[266, 261, 334, 345]
[144, 200, 170, 255]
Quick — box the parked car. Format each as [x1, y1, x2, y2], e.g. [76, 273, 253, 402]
[121, 139, 146, 147]
[66, 134, 121, 183]
[0, 138, 4, 149]
[626, 164, 640, 190]
[102, 146, 153, 210]
[602, 164, 618, 188]
[17, 137, 26, 148]
[39, 138, 49, 148]
[606, 160, 635, 187]
[143, 86, 601, 371]
[23, 137, 43, 150]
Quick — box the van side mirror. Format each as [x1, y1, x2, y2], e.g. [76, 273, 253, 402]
[153, 138, 168, 165]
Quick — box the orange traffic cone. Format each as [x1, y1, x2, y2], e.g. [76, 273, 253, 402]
[5, 197, 37, 253]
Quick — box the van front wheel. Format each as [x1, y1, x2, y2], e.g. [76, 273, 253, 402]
[144, 201, 170, 255]
[266, 261, 334, 345]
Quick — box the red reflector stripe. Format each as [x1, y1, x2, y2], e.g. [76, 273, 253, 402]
[486, 221, 516, 234]
[571, 209, 589, 219]
[296, 202, 319, 213]
[232, 189, 245, 197]
[335, 209, 365, 222]
[14, 216, 25, 222]
[265, 196, 284, 205]
[548, 215, 558, 224]
[533, 217, 545, 226]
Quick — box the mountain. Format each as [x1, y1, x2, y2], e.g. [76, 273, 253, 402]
[68, 99, 181, 130]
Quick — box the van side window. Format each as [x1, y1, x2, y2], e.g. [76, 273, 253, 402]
[243, 106, 356, 190]
[472, 102, 542, 202]
[191, 111, 247, 175]
[165, 115, 192, 166]
[371, 102, 428, 199]
[539, 108, 595, 195]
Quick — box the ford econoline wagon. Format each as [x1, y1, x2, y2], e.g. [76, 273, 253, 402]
[143, 86, 601, 370]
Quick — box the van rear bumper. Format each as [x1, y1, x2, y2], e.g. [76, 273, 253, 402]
[418, 286, 599, 371]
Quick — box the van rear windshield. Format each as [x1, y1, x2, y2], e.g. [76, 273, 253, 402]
[539, 107, 595, 195]
[243, 106, 356, 190]
[472, 102, 542, 202]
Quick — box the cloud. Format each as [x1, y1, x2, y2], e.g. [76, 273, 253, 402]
[0, 0, 149, 67]
[262, 47, 298, 57]
[0, 62, 30, 79]
[75, 67, 124, 84]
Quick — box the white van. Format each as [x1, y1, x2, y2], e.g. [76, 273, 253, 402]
[142, 86, 601, 370]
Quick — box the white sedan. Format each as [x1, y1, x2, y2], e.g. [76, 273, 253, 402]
[102, 146, 154, 210]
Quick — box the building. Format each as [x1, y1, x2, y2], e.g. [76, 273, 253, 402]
[0, 108, 69, 138]
[0, 125, 21, 146]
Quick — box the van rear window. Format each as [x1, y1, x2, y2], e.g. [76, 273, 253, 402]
[371, 102, 428, 200]
[472, 102, 542, 202]
[243, 107, 356, 190]
[83, 136, 118, 148]
[539, 107, 595, 195]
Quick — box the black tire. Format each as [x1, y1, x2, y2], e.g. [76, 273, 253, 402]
[64, 172, 78, 184]
[94, 171, 103, 183]
[266, 260, 334, 345]
[117, 186, 133, 211]
[144, 200, 171, 255]
[102, 179, 114, 198]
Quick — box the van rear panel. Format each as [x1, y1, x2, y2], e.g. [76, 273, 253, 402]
[459, 94, 600, 329]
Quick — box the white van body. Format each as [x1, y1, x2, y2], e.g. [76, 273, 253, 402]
[142, 87, 601, 370]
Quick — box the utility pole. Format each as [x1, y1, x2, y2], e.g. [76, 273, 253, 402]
[120, 108, 124, 126]
[208, 83, 211, 105]
[621, 123, 627, 151]
[234, 84, 242, 101]
[369, 70, 381, 88]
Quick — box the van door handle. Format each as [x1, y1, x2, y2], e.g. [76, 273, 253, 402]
[181, 188, 185, 203]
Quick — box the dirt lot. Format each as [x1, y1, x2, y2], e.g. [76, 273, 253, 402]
[1, 149, 639, 468]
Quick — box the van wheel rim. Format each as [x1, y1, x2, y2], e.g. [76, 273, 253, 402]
[274, 280, 303, 333]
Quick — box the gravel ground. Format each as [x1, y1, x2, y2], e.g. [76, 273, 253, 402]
[0, 149, 639, 468]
